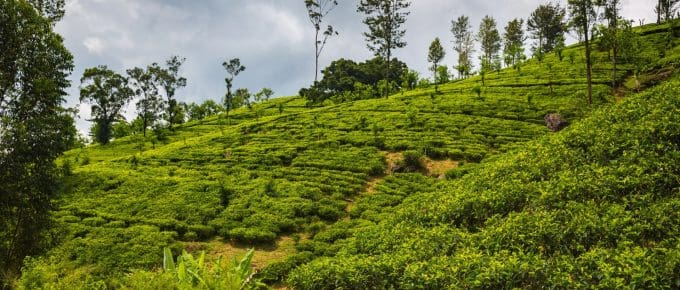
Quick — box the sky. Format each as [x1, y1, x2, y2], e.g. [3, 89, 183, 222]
[55, 0, 657, 133]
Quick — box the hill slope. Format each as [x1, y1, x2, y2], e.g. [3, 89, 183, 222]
[16, 21, 680, 288]
[288, 72, 680, 290]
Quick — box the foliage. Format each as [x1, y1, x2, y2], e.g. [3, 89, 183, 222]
[127, 66, 164, 137]
[288, 74, 680, 290]
[305, 0, 339, 83]
[79, 65, 134, 144]
[357, 0, 411, 96]
[25, 20, 680, 289]
[527, 2, 567, 56]
[300, 57, 408, 103]
[451, 15, 475, 78]
[478, 15, 502, 67]
[0, 0, 75, 282]
[222, 58, 246, 122]
[503, 18, 525, 67]
[151, 55, 187, 130]
[427, 37, 446, 82]
[155, 247, 266, 289]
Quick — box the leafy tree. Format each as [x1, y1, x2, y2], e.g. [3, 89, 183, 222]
[436, 65, 450, 84]
[300, 57, 408, 103]
[527, 3, 567, 56]
[0, 0, 75, 281]
[234, 88, 251, 110]
[451, 15, 475, 78]
[127, 66, 163, 137]
[427, 37, 446, 83]
[185, 100, 222, 122]
[357, 0, 412, 97]
[554, 35, 566, 61]
[151, 56, 186, 130]
[27, 0, 64, 23]
[305, 0, 339, 83]
[222, 58, 246, 124]
[255, 87, 274, 103]
[596, 0, 622, 89]
[568, 0, 597, 105]
[400, 69, 419, 90]
[656, 0, 679, 23]
[503, 18, 525, 68]
[79, 66, 134, 145]
[478, 15, 502, 68]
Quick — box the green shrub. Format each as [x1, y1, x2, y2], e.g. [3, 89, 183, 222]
[187, 224, 215, 240]
[81, 217, 107, 227]
[401, 150, 423, 172]
[229, 227, 277, 244]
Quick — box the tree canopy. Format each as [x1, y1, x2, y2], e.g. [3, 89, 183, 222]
[0, 0, 75, 281]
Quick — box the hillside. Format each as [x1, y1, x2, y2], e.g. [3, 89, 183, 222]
[16, 22, 680, 289]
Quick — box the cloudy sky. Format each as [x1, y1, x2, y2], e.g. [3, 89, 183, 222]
[55, 0, 656, 133]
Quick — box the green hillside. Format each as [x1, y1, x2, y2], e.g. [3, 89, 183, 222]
[16, 22, 680, 289]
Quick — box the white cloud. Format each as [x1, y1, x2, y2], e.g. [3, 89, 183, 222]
[83, 37, 104, 55]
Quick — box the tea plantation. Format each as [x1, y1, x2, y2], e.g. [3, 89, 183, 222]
[16, 22, 680, 289]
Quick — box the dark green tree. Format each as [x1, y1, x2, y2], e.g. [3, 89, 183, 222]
[222, 58, 246, 124]
[0, 0, 75, 281]
[305, 0, 339, 83]
[299, 57, 408, 103]
[234, 88, 251, 109]
[151, 55, 186, 130]
[255, 87, 274, 103]
[503, 18, 525, 68]
[27, 0, 64, 23]
[527, 3, 567, 57]
[451, 15, 475, 78]
[127, 66, 163, 137]
[357, 0, 411, 97]
[79, 66, 134, 145]
[478, 15, 502, 68]
[568, 0, 597, 105]
[427, 37, 446, 83]
[596, 0, 623, 89]
[656, 0, 679, 23]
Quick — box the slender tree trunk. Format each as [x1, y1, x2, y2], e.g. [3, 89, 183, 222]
[314, 28, 319, 83]
[385, 48, 391, 98]
[612, 6, 618, 90]
[142, 116, 147, 137]
[584, 24, 593, 105]
[658, 0, 662, 24]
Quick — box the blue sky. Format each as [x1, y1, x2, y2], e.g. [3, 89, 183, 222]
[55, 0, 657, 133]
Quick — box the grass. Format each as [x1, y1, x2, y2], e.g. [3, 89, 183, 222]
[17, 20, 680, 288]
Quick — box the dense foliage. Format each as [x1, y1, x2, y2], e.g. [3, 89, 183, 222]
[13, 17, 680, 289]
[288, 71, 680, 290]
[0, 0, 75, 284]
[299, 57, 408, 104]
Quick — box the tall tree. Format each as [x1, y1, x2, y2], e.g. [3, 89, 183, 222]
[569, 0, 597, 105]
[305, 0, 339, 83]
[478, 15, 502, 67]
[597, 0, 621, 89]
[222, 58, 246, 123]
[451, 15, 475, 78]
[79, 66, 134, 145]
[656, 0, 679, 23]
[503, 18, 525, 68]
[27, 0, 64, 23]
[151, 55, 187, 130]
[427, 37, 446, 83]
[527, 3, 567, 57]
[0, 0, 75, 281]
[357, 0, 412, 97]
[127, 66, 164, 137]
